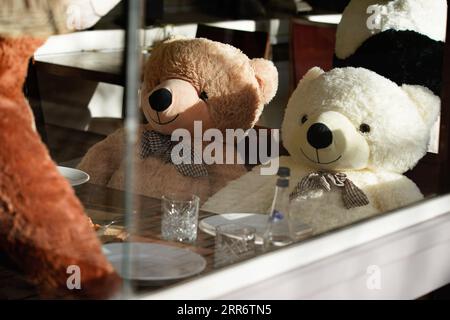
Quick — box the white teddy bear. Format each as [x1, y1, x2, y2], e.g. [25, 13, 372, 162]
[202, 67, 440, 235]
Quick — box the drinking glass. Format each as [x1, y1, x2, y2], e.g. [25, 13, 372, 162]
[161, 193, 200, 243]
[214, 224, 256, 268]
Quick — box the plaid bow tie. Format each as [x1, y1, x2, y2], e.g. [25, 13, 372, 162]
[139, 130, 208, 178]
[289, 171, 369, 209]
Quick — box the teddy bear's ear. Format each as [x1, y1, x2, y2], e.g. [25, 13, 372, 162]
[251, 58, 279, 104]
[299, 67, 325, 86]
[402, 85, 441, 128]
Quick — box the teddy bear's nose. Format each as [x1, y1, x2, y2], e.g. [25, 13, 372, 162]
[307, 123, 333, 149]
[149, 88, 172, 112]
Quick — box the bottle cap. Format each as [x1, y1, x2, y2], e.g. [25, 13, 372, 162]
[277, 167, 290, 177]
[276, 178, 289, 188]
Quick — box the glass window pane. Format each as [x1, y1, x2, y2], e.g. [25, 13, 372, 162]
[1, 0, 449, 300]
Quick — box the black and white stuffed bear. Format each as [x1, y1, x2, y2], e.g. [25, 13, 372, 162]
[333, 0, 447, 152]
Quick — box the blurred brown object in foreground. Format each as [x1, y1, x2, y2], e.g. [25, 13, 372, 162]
[0, 0, 121, 299]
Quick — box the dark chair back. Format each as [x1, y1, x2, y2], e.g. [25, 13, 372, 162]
[196, 24, 270, 59]
[290, 18, 337, 90]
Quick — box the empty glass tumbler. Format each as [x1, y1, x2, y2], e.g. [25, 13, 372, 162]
[214, 224, 256, 267]
[161, 193, 200, 243]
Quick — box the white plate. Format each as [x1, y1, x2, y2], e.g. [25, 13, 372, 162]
[200, 213, 268, 244]
[57, 166, 90, 186]
[103, 242, 206, 281]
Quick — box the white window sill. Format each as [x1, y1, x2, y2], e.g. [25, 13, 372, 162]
[142, 194, 450, 299]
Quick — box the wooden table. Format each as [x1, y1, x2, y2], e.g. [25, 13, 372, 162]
[0, 182, 232, 299]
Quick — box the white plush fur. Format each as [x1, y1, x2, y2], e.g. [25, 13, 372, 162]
[336, 0, 448, 59]
[202, 67, 439, 235]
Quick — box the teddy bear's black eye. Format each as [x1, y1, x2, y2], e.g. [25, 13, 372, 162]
[300, 115, 308, 125]
[360, 123, 371, 133]
[199, 91, 208, 101]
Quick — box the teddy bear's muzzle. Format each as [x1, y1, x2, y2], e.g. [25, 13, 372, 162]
[297, 111, 371, 170]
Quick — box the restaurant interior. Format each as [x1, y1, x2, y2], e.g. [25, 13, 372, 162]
[0, 0, 450, 300]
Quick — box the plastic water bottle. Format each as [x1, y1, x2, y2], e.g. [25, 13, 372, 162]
[263, 167, 293, 248]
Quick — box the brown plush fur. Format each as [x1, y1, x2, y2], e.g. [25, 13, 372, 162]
[79, 38, 278, 203]
[0, 37, 121, 298]
[80, 127, 247, 203]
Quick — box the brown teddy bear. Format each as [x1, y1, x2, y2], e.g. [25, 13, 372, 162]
[0, 0, 121, 298]
[78, 37, 278, 203]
